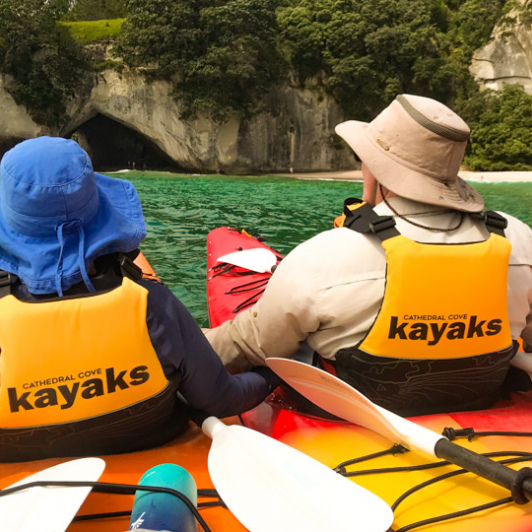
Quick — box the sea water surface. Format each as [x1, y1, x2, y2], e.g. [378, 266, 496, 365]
[110, 171, 532, 328]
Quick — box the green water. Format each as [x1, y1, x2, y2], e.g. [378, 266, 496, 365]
[111, 171, 532, 327]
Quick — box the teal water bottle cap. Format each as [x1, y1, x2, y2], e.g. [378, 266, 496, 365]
[129, 463, 197, 532]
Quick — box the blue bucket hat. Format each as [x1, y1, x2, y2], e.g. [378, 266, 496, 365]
[0, 136, 146, 295]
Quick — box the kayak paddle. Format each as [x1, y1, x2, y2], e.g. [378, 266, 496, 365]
[266, 357, 532, 503]
[216, 248, 278, 273]
[201, 416, 394, 531]
[0, 457, 105, 532]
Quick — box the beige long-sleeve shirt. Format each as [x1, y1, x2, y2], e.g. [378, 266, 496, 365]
[205, 198, 532, 372]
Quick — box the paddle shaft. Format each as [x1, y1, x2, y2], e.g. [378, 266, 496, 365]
[435, 438, 532, 501]
[265, 357, 532, 504]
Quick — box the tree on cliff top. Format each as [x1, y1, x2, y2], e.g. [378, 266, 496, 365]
[64, 0, 127, 21]
[465, 84, 532, 171]
[0, 0, 83, 127]
[276, 0, 506, 120]
[117, 0, 284, 121]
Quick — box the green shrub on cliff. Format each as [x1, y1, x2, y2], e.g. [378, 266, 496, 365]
[278, 0, 453, 119]
[63, 0, 127, 21]
[59, 19, 124, 44]
[0, 0, 84, 128]
[276, 0, 506, 119]
[464, 85, 532, 171]
[117, 0, 284, 121]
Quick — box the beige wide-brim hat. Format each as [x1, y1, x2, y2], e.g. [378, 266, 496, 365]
[335, 94, 484, 213]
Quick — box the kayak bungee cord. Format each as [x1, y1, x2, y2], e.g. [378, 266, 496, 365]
[338, 451, 532, 477]
[335, 442, 532, 477]
[209, 262, 270, 312]
[392, 498, 513, 532]
[333, 446, 532, 531]
[208, 262, 259, 278]
[0, 480, 217, 531]
[443, 426, 532, 440]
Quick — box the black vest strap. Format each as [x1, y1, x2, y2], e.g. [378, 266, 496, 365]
[0, 271, 17, 299]
[342, 198, 399, 242]
[0, 254, 143, 301]
[471, 210, 508, 236]
[343, 198, 508, 239]
[116, 252, 143, 281]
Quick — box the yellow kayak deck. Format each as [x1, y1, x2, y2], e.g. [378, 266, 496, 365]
[2, 393, 532, 531]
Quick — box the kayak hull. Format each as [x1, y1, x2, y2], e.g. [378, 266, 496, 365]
[3, 398, 531, 531]
[2, 228, 532, 531]
[207, 226, 532, 531]
[0, 421, 247, 531]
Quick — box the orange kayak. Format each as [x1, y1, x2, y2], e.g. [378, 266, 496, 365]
[2, 238, 532, 531]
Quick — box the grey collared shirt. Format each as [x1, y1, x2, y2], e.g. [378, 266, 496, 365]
[205, 197, 532, 372]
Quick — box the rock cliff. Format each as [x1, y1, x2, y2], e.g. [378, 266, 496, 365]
[5, 4, 531, 173]
[0, 68, 354, 173]
[470, 3, 532, 93]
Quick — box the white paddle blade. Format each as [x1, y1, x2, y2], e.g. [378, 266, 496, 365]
[217, 248, 277, 273]
[0, 457, 105, 532]
[202, 417, 393, 532]
[266, 358, 443, 457]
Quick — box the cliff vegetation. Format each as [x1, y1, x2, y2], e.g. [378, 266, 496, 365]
[1, 0, 531, 169]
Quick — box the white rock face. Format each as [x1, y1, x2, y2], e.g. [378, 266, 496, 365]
[471, 5, 532, 92]
[7, 69, 352, 173]
[0, 77, 44, 140]
[9, 12, 532, 173]
[4, 6, 532, 170]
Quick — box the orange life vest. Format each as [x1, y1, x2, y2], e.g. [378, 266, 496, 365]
[331, 199, 517, 415]
[0, 274, 186, 461]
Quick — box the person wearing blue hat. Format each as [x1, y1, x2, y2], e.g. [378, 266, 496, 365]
[0, 136, 278, 462]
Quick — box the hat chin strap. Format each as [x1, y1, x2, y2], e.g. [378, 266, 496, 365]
[55, 221, 96, 297]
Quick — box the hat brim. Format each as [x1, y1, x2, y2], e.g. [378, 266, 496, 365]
[335, 120, 484, 213]
[0, 173, 146, 294]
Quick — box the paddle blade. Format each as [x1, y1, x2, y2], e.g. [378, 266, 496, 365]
[202, 417, 393, 532]
[0, 457, 105, 532]
[217, 248, 277, 273]
[266, 358, 442, 457]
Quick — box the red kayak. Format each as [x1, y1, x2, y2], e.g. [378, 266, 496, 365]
[207, 227, 282, 327]
[206, 226, 532, 532]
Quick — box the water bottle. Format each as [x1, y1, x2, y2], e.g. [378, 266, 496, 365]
[129, 463, 198, 531]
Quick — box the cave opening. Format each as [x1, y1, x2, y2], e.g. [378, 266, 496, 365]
[0, 137, 25, 160]
[71, 114, 181, 172]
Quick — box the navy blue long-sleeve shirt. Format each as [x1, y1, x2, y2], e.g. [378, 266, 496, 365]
[141, 277, 278, 417]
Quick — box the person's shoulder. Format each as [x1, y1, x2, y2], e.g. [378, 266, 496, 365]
[138, 277, 173, 296]
[139, 278, 200, 332]
[289, 227, 368, 257]
[281, 227, 383, 278]
[497, 211, 532, 263]
[138, 278, 185, 311]
[498, 211, 532, 233]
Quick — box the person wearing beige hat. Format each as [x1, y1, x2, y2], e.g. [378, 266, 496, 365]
[205, 94, 532, 416]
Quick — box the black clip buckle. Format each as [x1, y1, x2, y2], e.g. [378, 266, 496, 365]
[119, 255, 143, 281]
[369, 216, 396, 234]
[0, 271, 14, 288]
[484, 211, 508, 230]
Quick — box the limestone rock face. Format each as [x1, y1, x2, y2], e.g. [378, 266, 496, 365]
[0, 68, 355, 173]
[471, 6, 532, 92]
[0, 77, 44, 142]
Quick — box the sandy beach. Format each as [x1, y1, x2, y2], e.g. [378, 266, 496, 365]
[278, 169, 532, 182]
